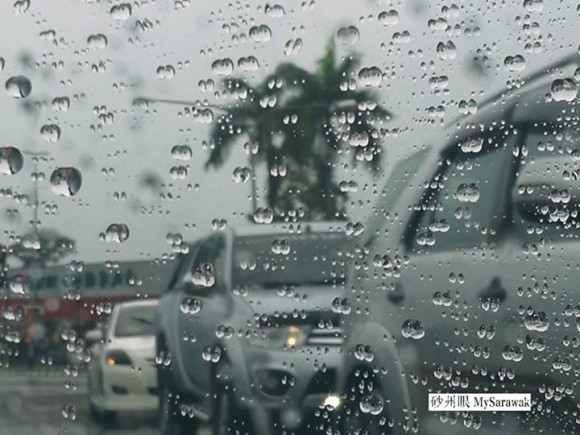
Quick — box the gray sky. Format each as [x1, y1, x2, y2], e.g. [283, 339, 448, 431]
[0, 0, 577, 265]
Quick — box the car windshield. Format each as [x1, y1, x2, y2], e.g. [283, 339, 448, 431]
[2, 1, 580, 434]
[233, 232, 347, 287]
[113, 305, 156, 338]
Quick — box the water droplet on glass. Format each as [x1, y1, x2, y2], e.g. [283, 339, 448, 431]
[358, 66, 382, 87]
[9, 274, 29, 295]
[253, 207, 274, 224]
[211, 218, 228, 231]
[180, 297, 202, 315]
[5, 75, 31, 98]
[432, 291, 452, 307]
[13, 0, 30, 14]
[501, 345, 523, 362]
[378, 9, 399, 25]
[460, 137, 483, 153]
[524, 311, 549, 332]
[171, 145, 192, 161]
[103, 223, 130, 243]
[284, 38, 303, 56]
[551, 78, 577, 102]
[50, 167, 82, 197]
[170, 166, 188, 180]
[458, 99, 478, 115]
[401, 319, 425, 339]
[523, 0, 543, 12]
[436, 41, 457, 60]
[62, 403, 77, 420]
[87, 33, 108, 49]
[265, 3, 285, 17]
[52, 96, 70, 112]
[271, 238, 290, 255]
[360, 392, 384, 415]
[0, 147, 23, 175]
[39, 30, 56, 41]
[249, 24, 272, 42]
[331, 297, 351, 314]
[211, 58, 234, 76]
[157, 65, 176, 80]
[345, 221, 365, 236]
[202, 345, 222, 362]
[233, 166, 251, 183]
[336, 26, 360, 46]
[192, 263, 216, 287]
[456, 183, 480, 203]
[238, 56, 260, 72]
[110, 3, 132, 20]
[40, 124, 61, 142]
[504, 55, 526, 72]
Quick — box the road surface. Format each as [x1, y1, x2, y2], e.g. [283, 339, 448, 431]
[0, 368, 571, 435]
[0, 368, 157, 435]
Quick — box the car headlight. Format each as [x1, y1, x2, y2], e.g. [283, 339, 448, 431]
[247, 326, 309, 349]
[105, 349, 132, 366]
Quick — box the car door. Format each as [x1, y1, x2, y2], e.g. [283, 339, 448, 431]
[391, 130, 520, 385]
[491, 125, 580, 393]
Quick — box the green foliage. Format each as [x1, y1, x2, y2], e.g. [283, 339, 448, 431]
[206, 39, 391, 220]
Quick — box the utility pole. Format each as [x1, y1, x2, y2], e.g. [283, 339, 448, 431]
[21, 151, 49, 307]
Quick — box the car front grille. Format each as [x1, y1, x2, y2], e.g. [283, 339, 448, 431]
[306, 326, 343, 346]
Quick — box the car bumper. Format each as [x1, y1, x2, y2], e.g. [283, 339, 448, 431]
[239, 344, 342, 426]
[96, 364, 159, 412]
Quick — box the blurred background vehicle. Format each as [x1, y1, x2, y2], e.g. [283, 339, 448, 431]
[156, 222, 348, 435]
[87, 299, 159, 422]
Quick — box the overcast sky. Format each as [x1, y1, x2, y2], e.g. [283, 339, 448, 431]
[0, 0, 578, 265]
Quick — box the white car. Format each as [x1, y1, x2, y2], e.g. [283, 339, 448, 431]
[87, 299, 159, 421]
[339, 56, 580, 433]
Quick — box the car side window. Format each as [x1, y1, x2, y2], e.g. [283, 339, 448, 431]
[407, 133, 514, 253]
[511, 127, 580, 238]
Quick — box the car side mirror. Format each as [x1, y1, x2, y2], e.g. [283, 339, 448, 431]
[85, 329, 103, 345]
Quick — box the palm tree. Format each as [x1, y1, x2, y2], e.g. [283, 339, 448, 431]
[206, 41, 390, 220]
[272, 41, 391, 219]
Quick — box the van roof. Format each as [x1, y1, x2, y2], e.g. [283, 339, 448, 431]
[448, 53, 580, 132]
[432, 53, 580, 152]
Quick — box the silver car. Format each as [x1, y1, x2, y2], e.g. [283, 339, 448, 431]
[156, 222, 349, 435]
[339, 56, 580, 433]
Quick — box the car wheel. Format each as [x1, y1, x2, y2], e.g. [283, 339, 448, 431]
[89, 401, 100, 422]
[337, 369, 391, 435]
[88, 373, 117, 424]
[212, 372, 252, 435]
[158, 370, 199, 435]
[89, 401, 117, 425]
